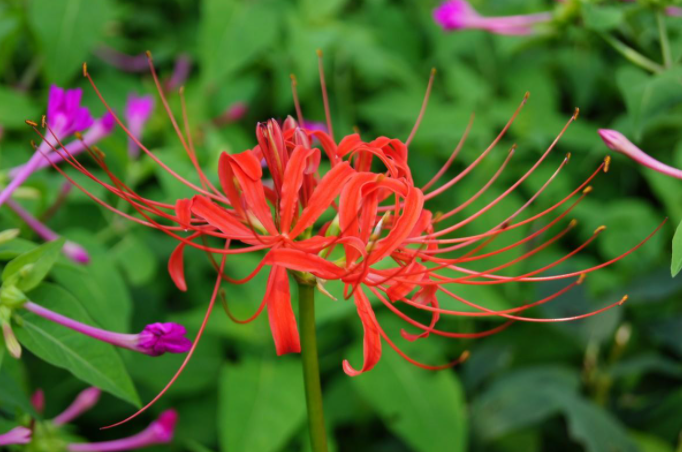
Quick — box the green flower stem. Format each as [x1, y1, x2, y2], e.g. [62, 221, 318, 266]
[600, 33, 664, 74]
[657, 11, 673, 69]
[298, 282, 329, 452]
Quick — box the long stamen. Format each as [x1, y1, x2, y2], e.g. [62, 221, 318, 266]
[290, 74, 305, 125]
[102, 250, 227, 429]
[406, 68, 436, 146]
[316, 49, 334, 142]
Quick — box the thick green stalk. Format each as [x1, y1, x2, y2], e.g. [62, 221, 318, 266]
[298, 282, 329, 452]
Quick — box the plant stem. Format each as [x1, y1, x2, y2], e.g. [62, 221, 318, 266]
[599, 33, 664, 74]
[657, 11, 673, 69]
[298, 282, 329, 452]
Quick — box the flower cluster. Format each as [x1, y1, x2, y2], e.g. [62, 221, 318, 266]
[28, 54, 662, 426]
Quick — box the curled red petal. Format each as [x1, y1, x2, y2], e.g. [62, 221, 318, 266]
[343, 287, 382, 376]
[168, 242, 187, 292]
[265, 265, 301, 355]
[174, 199, 192, 228]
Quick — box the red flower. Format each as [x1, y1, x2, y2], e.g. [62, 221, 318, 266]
[32, 55, 663, 425]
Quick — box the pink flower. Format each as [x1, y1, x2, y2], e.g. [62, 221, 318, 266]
[22, 301, 191, 356]
[598, 129, 682, 179]
[67, 410, 177, 452]
[53, 387, 102, 426]
[9, 112, 115, 178]
[125, 94, 155, 158]
[434, 0, 552, 35]
[6, 199, 90, 264]
[137, 323, 192, 356]
[0, 427, 32, 446]
[0, 86, 95, 207]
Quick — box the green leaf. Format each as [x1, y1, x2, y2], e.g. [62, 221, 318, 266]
[617, 67, 682, 139]
[352, 348, 468, 452]
[472, 367, 638, 452]
[581, 5, 624, 32]
[14, 283, 139, 406]
[0, 369, 36, 416]
[0, 87, 39, 128]
[671, 218, 682, 276]
[2, 239, 64, 292]
[51, 234, 132, 332]
[200, 0, 281, 85]
[27, 0, 114, 84]
[218, 358, 306, 452]
[560, 395, 638, 452]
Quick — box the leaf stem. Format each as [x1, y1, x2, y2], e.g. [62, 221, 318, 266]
[657, 11, 673, 69]
[599, 33, 664, 74]
[298, 282, 329, 452]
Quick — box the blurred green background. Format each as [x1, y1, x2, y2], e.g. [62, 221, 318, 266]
[0, 0, 681, 451]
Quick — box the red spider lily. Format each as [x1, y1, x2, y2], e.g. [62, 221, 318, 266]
[29, 54, 663, 426]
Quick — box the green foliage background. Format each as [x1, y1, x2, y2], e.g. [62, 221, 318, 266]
[0, 0, 681, 451]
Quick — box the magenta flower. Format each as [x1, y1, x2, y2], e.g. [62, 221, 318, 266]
[598, 129, 682, 179]
[23, 301, 191, 356]
[434, 0, 552, 35]
[0, 427, 32, 446]
[137, 322, 193, 356]
[53, 387, 102, 426]
[9, 112, 115, 178]
[6, 199, 90, 264]
[0, 86, 93, 207]
[67, 410, 177, 452]
[125, 94, 155, 158]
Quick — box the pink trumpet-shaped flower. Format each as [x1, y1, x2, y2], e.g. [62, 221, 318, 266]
[125, 94, 155, 158]
[67, 410, 177, 452]
[53, 387, 102, 426]
[0, 427, 32, 446]
[6, 199, 90, 264]
[598, 129, 682, 179]
[9, 112, 115, 179]
[0, 86, 93, 207]
[23, 301, 191, 356]
[434, 0, 552, 35]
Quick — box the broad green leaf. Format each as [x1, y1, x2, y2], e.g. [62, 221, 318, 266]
[0, 87, 39, 128]
[352, 348, 468, 452]
[560, 395, 638, 452]
[111, 234, 158, 286]
[27, 0, 114, 84]
[581, 5, 624, 32]
[14, 284, 139, 406]
[472, 367, 580, 441]
[473, 367, 638, 452]
[671, 218, 682, 276]
[2, 239, 64, 292]
[200, 0, 281, 85]
[617, 67, 682, 139]
[218, 358, 306, 452]
[51, 234, 132, 332]
[0, 370, 36, 416]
